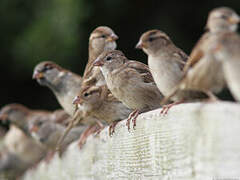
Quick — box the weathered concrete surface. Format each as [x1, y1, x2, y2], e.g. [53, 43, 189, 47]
[23, 101, 240, 180]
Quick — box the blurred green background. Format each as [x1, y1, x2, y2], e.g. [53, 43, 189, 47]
[0, 0, 239, 111]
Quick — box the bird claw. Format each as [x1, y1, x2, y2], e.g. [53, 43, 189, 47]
[78, 124, 99, 149]
[109, 121, 119, 136]
[160, 101, 183, 115]
[126, 110, 139, 132]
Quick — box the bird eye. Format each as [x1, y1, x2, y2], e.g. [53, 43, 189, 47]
[83, 92, 89, 97]
[101, 35, 106, 38]
[37, 121, 43, 126]
[220, 14, 228, 19]
[106, 56, 112, 61]
[148, 37, 155, 42]
[44, 65, 53, 71]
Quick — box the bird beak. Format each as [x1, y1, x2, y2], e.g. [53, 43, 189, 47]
[135, 40, 144, 49]
[72, 96, 81, 105]
[32, 71, 44, 79]
[29, 125, 39, 133]
[106, 34, 118, 42]
[93, 57, 104, 66]
[228, 14, 240, 24]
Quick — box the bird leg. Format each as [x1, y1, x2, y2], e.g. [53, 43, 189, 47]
[109, 121, 120, 136]
[78, 124, 100, 149]
[160, 100, 184, 115]
[204, 90, 219, 101]
[94, 120, 105, 135]
[126, 109, 140, 131]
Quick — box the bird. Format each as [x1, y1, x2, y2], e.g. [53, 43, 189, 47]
[73, 85, 132, 135]
[160, 7, 240, 106]
[93, 50, 164, 130]
[82, 26, 118, 87]
[29, 119, 86, 153]
[0, 104, 70, 133]
[136, 29, 207, 114]
[0, 125, 47, 179]
[33, 61, 82, 116]
[180, 7, 240, 92]
[57, 26, 119, 147]
[211, 31, 240, 102]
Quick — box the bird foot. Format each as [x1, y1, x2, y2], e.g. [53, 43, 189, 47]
[160, 101, 183, 115]
[126, 110, 139, 131]
[109, 121, 120, 136]
[78, 124, 99, 149]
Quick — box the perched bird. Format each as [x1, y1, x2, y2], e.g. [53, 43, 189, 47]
[0, 104, 70, 133]
[136, 29, 207, 113]
[73, 85, 132, 135]
[57, 26, 119, 147]
[82, 26, 118, 87]
[93, 50, 164, 130]
[33, 61, 82, 116]
[212, 32, 240, 102]
[180, 7, 240, 94]
[29, 120, 86, 152]
[0, 125, 46, 179]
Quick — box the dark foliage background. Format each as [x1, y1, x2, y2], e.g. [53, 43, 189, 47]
[0, 0, 239, 111]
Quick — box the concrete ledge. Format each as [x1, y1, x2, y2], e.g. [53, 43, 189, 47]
[23, 101, 240, 180]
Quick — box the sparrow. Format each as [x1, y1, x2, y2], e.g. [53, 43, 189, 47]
[82, 26, 118, 87]
[57, 26, 119, 147]
[93, 50, 164, 130]
[33, 61, 82, 116]
[0, 103, 72, 135]
[73, 85, 132, 135]
[179, 7, 240, 95]
[0, 125, 46, 179]
[211, 31, 240, 102]
[29, 120, 86, 153]
[136, 30, 207, 114]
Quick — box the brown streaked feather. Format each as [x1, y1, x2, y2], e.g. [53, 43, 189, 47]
[183, 33, 210, 73]
[126, 61, 154, 83]
[172, 50, 188, 71]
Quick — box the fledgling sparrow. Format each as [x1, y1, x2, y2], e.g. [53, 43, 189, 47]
[33, 61, 82, 116]
[211, 31, 240, 102]
[73, 85, 132, 135]
[136, 30, 207, 113]
[93, 50, 164, 130]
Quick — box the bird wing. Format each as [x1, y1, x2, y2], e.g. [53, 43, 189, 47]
[183, 33, 209, 73]
[126, 61, 154, 83]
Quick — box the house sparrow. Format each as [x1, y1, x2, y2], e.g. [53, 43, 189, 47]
[0, 125, 46, 179]
[82, 26, 118, 87]
[93, 50, 164, 130]
[181, 7, 240, 90]
[57, 26, 119, 147]
[0, 103, 71, 134]
[73, 85, 132, 135]
[29, 119, 86, 153]
[211, 32, 240, 102]
[136, 30, 207, 114]
[33, 61, 82, 116]
[159, 7, 240, 106]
